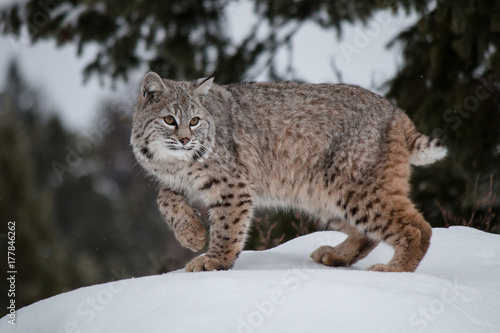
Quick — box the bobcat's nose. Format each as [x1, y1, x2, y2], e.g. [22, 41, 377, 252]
[180, 137, 190, 145]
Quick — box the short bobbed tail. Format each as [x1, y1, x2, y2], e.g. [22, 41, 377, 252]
[398, 110, 448, 166]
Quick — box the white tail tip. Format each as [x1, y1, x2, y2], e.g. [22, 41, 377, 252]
[410, 138, 448, 166]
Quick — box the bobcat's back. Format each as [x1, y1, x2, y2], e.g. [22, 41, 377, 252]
[215, 82, 443, 209]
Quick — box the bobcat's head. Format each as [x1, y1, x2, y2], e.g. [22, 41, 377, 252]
[131, 72, 215, 170]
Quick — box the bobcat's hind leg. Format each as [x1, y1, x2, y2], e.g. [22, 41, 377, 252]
[311, 223, 379, 267]
[367, 200, 432, 273]
[364, 113, 432, 272]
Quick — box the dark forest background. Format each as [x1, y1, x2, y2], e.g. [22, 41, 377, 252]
[1, 0, 499, 313]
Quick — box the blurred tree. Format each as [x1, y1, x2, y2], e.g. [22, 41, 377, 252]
[0, 61, 74, 312]
[2, 0, 246, 83]
[0, 0, 414, 83]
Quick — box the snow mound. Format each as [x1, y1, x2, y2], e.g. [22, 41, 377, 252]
[2, 227, 500, 333]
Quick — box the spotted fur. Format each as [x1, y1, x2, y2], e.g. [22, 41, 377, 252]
[131, 72, 447, 272]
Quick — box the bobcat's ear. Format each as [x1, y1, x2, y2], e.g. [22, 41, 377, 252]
[141, 71, 166, 98]
[194, 74, 215, 97]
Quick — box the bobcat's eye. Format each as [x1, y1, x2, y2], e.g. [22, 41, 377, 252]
[164, 115, 177, 126]
[190, 117, 200, 127]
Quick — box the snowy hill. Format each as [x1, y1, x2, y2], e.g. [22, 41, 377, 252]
[2, 227, 500, 333]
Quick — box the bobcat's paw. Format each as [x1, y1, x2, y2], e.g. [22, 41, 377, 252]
[175, 219, 206, 252]
[367, 264, 405, 272]
[310, 246, 349, 267]
[185, 255, 229, 272]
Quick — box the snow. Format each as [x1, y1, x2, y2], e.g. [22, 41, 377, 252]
[2, 226, 500, 333]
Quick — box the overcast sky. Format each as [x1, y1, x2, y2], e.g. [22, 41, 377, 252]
[0, 1, 417, 130]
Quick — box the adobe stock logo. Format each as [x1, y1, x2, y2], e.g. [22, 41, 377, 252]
[236, 260, 315, 333]
[401, 278, 478, 333]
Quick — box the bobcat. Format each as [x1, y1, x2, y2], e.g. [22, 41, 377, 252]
[131, 71, 447, 273]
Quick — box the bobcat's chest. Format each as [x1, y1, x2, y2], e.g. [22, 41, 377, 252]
[156, 164, 213, 204]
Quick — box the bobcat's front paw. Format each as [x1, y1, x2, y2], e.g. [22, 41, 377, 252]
[175, 218, 206, 252]
[185, 255, 230, 272]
